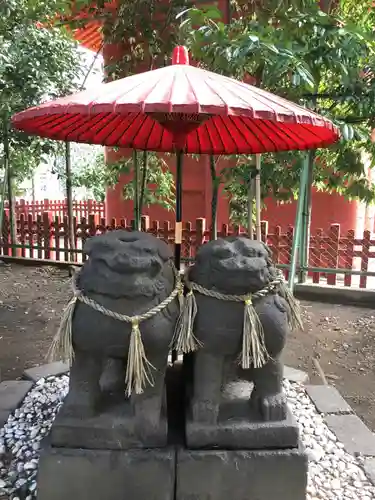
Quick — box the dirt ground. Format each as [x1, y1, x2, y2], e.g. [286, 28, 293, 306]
[0, 263, 374, 430]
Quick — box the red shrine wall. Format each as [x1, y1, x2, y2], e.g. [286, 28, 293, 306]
[104, 0, 359, 233]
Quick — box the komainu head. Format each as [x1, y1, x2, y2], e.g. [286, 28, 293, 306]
[190, 236, 274, 295]
[78, 231, 174, 298]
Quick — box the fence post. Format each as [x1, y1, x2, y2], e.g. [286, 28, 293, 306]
[327, 224, 340, 286]
[19, 213, 26, 258]
[261, 220, 268, 245]
[344, 229, 355, 287]
[273, 226, 281, 265]
[42, 212, 53, 260]
[141, 215, 150, 232]
[360, 230, 371, 289]
[196, 218, 206, 254]
[312, 228, 323, 284]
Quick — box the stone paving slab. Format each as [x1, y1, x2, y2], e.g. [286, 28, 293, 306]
[23, 361, 69, 382]
[305, 385, 353, 414]
[283, 366, 309, 384]
[0, 380, 33, 411]
[364, 458, 375, 485]
[0, 410, 11, 427]
[325, 415, 375, 457]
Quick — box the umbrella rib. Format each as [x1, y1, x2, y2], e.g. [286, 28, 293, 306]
[43, 115, 85, 139]
[219, 74, 318, 122]
[118, 113, 148, 148]
[148, 119, 163, 151]
[75, 114, 121, 142]
[231, 116, 272, 152]
[217, 116, 239, 154]
[208, 118, 226, 153]
[105, 114, 139, 147]
[257, 120, 300, 150]
[56, 115, 103, 141]
[66, 113, 110, 141]
[200, 121, 215, 155]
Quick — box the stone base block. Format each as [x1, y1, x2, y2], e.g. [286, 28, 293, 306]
[176, 445, 308, 500]
[37, 446, 176, 500]
[50, 406, 168, 449]
[186, 406, 299, 450]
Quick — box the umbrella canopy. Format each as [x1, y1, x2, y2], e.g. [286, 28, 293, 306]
[12, 46, 339, 154]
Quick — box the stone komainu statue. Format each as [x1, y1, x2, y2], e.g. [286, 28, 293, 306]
[174, 236, 302, 424]
[49, 231, 181, 439]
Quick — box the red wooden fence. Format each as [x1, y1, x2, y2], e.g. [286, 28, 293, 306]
[5, 199, 105, 220]
[1, 212, 375, 289]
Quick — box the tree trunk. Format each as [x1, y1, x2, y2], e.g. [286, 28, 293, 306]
[4, 120, 16, 256]
[65, 142, 75, 262]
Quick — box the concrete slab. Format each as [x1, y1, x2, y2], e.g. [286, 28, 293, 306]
[0, 410, 10, 427]
[177, 445, 308, 500]
[284, 366, 309, 384]
[23, 361, 69, 382]
[364, 458, 375, 486]
[325, 414, 375, 456]
[306, 385, 353, 414]
[0, 380, 33, 411]
[37, 446, 176, 500]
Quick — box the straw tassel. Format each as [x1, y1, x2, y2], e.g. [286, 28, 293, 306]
[47, 296, 77, 364]
[171, 290, 202, 353]
[241, 297, 268, 369]
[277, 281, 304, 331]
[125, 318, 155, 397]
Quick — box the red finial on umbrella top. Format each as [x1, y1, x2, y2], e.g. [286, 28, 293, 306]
[172, 46, 190, 65]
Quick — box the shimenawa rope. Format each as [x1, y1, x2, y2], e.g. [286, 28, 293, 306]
[48, 266, 183, 397]
[171, 269, 303, 369]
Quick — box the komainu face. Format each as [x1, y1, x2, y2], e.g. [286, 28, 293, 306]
[79, 230, 174, 298]
[191, 237, 274, 295]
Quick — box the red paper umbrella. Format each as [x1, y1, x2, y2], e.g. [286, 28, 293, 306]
[12, 46, 338, 155]
[12, 46, 339, 268]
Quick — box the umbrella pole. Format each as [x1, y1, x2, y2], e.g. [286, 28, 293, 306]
[209, 155, 218, 240]
[288, 154, 309, 292]
[175, 150, 183, 270]
[255, 154, 262, 241]
[247, 172, 254, 239]
[133, 150, 140, 230]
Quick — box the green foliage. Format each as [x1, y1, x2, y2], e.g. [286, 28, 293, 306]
[0, 0, 85, 184]
[181, 0, 375, 226]
[121, 152, 175, 211]
[55, 148, 175, 210]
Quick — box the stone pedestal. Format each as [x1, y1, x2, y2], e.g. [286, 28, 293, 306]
[50, 400, 168, 449]
[176, 446, 308, 500]
[37, 446, 176, 500]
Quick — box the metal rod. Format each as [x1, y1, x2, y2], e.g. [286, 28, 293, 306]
[175, 150, 183, 270]
[133, 150, 140, 230]
[288, 155, 309, 292]
[65, 142, 76, 262]
[299, 152, 314, 283]
[255, 154, 262, 241]
[209, 155, 218, 240]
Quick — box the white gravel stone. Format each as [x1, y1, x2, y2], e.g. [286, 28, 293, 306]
[284, 379, 375, 500]
[0, 374, 374, 499]
[0, 374, 68, 499]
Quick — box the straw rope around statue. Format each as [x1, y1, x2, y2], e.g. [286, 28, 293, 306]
[171, 269, 303, 370]
[48, 266, 184, 397]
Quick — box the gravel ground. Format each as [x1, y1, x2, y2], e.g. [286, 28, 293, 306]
[1, 377, 374, 499]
